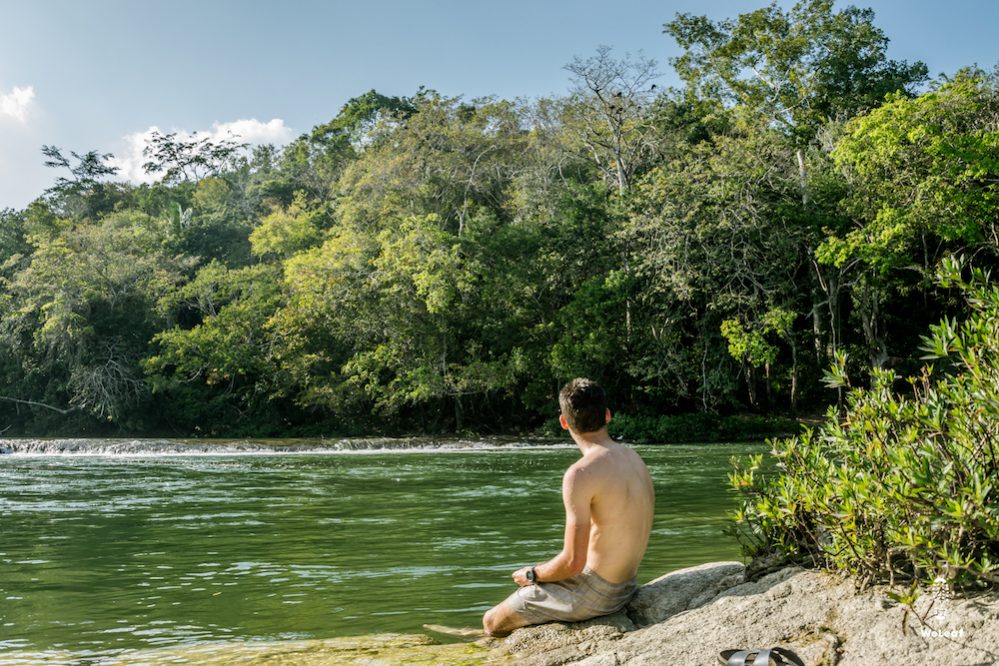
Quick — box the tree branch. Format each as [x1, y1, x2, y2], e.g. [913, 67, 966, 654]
[0, 396, 79, 415]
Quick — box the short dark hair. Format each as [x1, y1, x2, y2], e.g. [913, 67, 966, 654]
[559, 378, 607, 433]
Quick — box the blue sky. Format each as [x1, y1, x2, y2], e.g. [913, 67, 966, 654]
[1, 0, 997, 210]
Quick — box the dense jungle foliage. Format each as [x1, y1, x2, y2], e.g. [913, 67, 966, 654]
[1, 0, 997, 437]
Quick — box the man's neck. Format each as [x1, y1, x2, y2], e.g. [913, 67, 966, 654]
[570, 427, 616, 455]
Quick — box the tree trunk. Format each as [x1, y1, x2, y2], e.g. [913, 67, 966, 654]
[453, 396, 463, 431]
[857, 284, 888, 368]
[789, 336, 799, 414]
[811, 289, 825, 358]
[796, 148, 809, 206]
[764, 362, 771, 406]
[615, 156, 628, 195]
[701, 344, 710, 413]
[810, 256, 841, 364]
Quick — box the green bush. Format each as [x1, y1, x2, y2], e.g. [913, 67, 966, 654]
[731, 257, 999, 590]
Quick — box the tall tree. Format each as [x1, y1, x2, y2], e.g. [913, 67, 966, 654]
[145, 262, 287, 434]
[625, 109, 811, 410]
[2, 212, 190, 425]
[820, 71, 999, 367]
[562, 46, 661, 195]
[665, 0, 927, 204]
[335, 92, 526, 235]
[278, 89, 416, 200]
[666, 0, 928, 140]
[142, 130, 248, 183]
[40, 145, 124, 219]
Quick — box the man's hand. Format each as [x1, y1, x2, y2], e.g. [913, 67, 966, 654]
[512, 566, 534, 587]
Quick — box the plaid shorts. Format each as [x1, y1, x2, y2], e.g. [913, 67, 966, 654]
[506, 567, 637, 625]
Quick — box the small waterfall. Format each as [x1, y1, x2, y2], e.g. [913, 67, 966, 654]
[0, 437, 562, 456]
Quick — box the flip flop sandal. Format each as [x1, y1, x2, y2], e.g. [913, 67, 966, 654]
[718, 647, 805, 666]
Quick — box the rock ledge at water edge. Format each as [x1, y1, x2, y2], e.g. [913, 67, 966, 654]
[497, 561, 999, 665]
[78, 561, 999, 664]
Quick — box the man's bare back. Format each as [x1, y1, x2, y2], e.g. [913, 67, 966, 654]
[482, 378, 655, 637]
[569, 441, 655, 583]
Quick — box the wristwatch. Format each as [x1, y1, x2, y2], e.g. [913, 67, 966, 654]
[526, 566, 537, 583]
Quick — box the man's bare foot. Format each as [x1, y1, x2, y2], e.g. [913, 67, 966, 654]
[422, 623, 486, 639]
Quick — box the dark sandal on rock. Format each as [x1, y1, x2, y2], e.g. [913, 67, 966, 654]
[718, 647, 805, 666]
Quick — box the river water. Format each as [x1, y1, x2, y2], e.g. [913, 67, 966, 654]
[0, 438, 762, 662]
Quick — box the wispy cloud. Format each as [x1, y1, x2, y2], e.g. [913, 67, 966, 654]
[112, 118, 295, 183]
[0, 85, 35, 123]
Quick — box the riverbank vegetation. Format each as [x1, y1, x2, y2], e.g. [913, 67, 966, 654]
[732, 258, 999, 589]
[1, 0, 997, 438]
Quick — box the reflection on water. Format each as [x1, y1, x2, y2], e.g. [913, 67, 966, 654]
[0, 440, 760, 661]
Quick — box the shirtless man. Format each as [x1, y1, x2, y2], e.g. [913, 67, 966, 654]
[482, 378, 655, 637]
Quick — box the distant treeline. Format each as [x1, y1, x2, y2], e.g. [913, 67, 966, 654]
[1, 0, 997, 437]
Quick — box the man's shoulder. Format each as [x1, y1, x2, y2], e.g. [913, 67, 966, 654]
[564, 448, 618, 483]
[564, 458, 589, 480]
[563, 456, 601, 487]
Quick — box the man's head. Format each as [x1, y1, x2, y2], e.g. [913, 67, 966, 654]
[558, 378, 610, 434]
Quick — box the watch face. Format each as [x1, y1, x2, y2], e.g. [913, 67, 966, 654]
[526, 568, 535, 582]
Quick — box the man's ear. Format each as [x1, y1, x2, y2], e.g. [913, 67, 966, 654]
[605, 408, 612, 425]
[559, 414, 570, 431]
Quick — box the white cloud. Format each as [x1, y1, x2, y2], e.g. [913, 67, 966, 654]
[112, 126, 161, 183]
[111, 118, 294, 184]
[0, 85, 35, 123]
[213, 118, 293, 144]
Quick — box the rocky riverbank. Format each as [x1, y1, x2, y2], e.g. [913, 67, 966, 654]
[17, 562, 996, 664]
[500, 561, 999, 665]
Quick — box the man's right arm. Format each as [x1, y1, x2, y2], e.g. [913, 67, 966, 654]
[516, 465, 593, 584]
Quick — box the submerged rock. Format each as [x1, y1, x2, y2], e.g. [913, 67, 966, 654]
[89, 633, 510, 665]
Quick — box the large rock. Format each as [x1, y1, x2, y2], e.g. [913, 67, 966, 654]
[502, 566, 999, 666]
[503, 611, 636, 665]
[501, 562, 746, 665]
[585, 567, 842, 665]
[627, 561, 746, 626]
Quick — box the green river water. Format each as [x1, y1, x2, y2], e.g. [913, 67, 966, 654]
[0, 439, 763, 663]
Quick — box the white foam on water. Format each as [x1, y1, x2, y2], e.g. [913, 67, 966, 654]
[0, 437, 569, 457]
